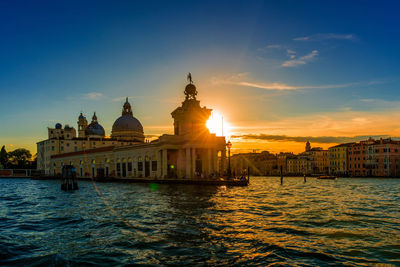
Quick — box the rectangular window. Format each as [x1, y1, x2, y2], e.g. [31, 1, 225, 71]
[138, 162, 143, 171]
[116, 163, 121, 176]
[52, 146, 55, 151]
[152, 161, 157, 171]
[74, 147, 78, 152]
[61, 146, 64, 151]
[128, 162, 132, 172]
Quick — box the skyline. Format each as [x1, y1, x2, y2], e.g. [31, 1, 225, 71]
[1, 1, 400, 154]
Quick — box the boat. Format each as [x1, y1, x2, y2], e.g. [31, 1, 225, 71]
[317, 175, 337, 180]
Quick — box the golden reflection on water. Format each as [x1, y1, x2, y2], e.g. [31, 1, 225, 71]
[5, 176, 397, 265]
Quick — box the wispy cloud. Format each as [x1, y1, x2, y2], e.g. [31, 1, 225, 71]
[212, 72, 360, 91]
[287, 49, 296, 59]
[83, 92, 104, 100]
[282, 50, 318, 67]
[266, 44, 282, 49]
[257, 44, 283, 52]
[232, 134, 398, 144]
[293, 33, 357, 42]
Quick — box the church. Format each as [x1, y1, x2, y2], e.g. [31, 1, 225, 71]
[37, 75, 227, 179]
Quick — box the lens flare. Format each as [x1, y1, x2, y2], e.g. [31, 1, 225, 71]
[206, 111, 231, 139]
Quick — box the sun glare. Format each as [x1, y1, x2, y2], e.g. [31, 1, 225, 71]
[207, 111, 231, 139]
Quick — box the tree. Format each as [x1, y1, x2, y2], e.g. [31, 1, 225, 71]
[8, 148, 32, 168]
[0, 146, 8, 168]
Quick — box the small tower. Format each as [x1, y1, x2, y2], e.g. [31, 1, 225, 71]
[77, 113, 88, 138]
[305, 141, 311, 152]
[171, 73, 212, 137]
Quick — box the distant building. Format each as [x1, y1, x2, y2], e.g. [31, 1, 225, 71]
[231, 151, 277, 176]
[36, 112, 130, 175]
[328, 143, 353, 176]
[286, 143, 329, 175]
[305, 141, 311, 152]
[348, 138, 400, 177]
[277, 152, 295, 174]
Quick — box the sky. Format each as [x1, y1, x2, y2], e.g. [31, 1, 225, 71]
[1, 0, 400, 155]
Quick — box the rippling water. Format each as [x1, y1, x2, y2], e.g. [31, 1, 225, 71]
[1, 177, 400, 266]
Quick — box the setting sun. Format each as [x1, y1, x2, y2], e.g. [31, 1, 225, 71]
[207, 111, 232, 139]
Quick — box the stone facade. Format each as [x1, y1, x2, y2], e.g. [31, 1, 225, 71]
[46, 76, 226, 179]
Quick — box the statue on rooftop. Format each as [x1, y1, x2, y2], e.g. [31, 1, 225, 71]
[187, 72, 193, 84]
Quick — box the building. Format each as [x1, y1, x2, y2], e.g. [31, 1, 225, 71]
[45, 75, 227, 179]
[348, 138, 400, 177]
[285, 143, 329, 176]
[37, 97, 146, 175]
[328, 143, 353, 176]
[231, 151, 277, 176]
[277, 152, 295, 174]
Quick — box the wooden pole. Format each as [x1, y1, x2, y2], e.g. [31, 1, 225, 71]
[280, 165, 283, 185]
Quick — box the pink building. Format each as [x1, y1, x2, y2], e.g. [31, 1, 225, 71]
[348, 138, 400, 177]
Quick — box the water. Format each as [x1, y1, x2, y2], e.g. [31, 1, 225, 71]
[1, 177, 399, 266]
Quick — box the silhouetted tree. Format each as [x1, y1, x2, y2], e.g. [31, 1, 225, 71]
[0, 146, 8, 168]
[8, 148, 32, 168]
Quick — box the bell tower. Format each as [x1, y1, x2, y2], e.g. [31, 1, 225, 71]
[171, 73, 212, 137]
[77, 113, 88, 138]
[305, 141, 311, 152]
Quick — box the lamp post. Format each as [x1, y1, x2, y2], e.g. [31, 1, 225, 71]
[227, 140, 232, 178]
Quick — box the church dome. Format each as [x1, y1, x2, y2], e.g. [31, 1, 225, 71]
[112, 115, 143, 133]
[85, 112, 105, 137]
[111, 98, 145, 142]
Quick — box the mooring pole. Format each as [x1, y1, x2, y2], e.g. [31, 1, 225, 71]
[247, 166, 250, 183]
[280, 165, 283, 185]
[304, 174, 306, 183]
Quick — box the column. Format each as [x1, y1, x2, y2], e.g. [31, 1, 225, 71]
[221, 149, 226, 176]
[208, 148, 212, 176]
[115, 159, 118, 177]
[186, 148, 191, 178]
[213, 149, 218, 176]
[177, 149, 184, 178]
[162, 149, 168, 179]
[192, 147, 196, 179]
[157, 150, 162, 178]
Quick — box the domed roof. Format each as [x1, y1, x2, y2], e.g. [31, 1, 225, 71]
[112, 115, 143, 133]
[111, 98, 144, 142]
[185, 83, 197, 95]
[85, 112, 105, 137]
[85, 122, 105, 136]
[55, 123, 62, 129]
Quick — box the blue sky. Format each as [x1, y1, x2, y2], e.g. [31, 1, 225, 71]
[1, 1, 400, 153]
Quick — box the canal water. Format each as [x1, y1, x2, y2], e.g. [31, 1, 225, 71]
[1, 177, 399, 266]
